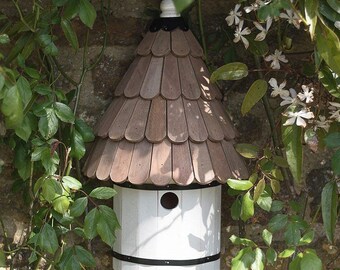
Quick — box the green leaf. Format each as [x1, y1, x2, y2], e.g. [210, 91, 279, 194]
[266, 247, 277, 266]
[316, 23, 340, 76]
[0, 74, 5, 92]
[24, 67, 40, 79]
[74, 245, 96, 267]
[327, 0, 340, 13]
[63, 0, 80, 19]
[70, 129, 86, 159]
[332, 150, 340, 175]
[59, 246, 96, 270]
[231, 247, 256, 270]
[253, 178, 265, 202]
[172, 0, 195, 13]
[284, 221, 302, 246]
[41, 148, 59, 175]
[251, 248, 265, 270]
[319, 65, 340, 98]
[257, 0, 291, 20]
[61, 18, 79, 50]
[210, 62, 248, 83]
[229, 235, 256, 247]
[33, 84, 52, 95]
[268, 214, 288, 232]
[75, 119, 94, 142]
[289, 252, 303, 270]
[231, 197, 242, 220]
[1, 85, 24, 128]
[78, 0, 97, 29]
[321, 181, 337, 243]
[248, 38, 269, 56]
[16, 76, 32, 107]
[241, 79, 267, 116]
[54, 102, 75, 123]
[41, 177, 62, 202]
[319, 0, 340, 22]
[270, 200, 284, 212]
[0, 249, 5, 267]
[272, 156, 289, 168]
[89, 187, 117, 200]
[97, 213, 116, 247]
[70, 197, 88, 217]
[15, 115, 32, 141]
[298, 230, 315, 246]
[53, 0, 69, 6]
[270, 179, 281, 194]
[38, 34, 58, 56]
[39, 108, 59, 139]
[0, 34, 10, 44]
[37, 223, 59, 254]
[53, 195, 70, 214]
[84, 208, 99, 240]
[62, 176, 82, 190]
[241, 191, 254, 221]
[257, 188, 272, 212]
[300, 250, 322, 270]
[305, 0, 318, 39]
[235, 143, 259, 159]
[262, 229, 272, 246]
[324, 132, 340, 148]
[96, 205, 120, 247]
[282, 121, 303, 188]
[227, 179, 253, 191]
[28, 251, 37, 264]
[278, 248, 295, 258]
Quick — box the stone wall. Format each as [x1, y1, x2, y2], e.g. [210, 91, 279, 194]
[0, 0, 338, 269]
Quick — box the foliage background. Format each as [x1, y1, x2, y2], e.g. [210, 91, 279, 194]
[0, 0, 339, 269]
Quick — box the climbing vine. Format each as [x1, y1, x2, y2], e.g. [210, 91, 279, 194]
[176, 0, 339, 269]
[0, 0, 120, 268]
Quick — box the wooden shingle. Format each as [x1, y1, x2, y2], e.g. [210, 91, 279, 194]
[83, 26, 248, 185]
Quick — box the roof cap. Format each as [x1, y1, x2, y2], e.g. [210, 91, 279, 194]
[160, 0, 180, 18]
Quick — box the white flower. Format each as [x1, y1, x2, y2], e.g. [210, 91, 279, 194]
[269, 77, 289, 97]
[244, 0, 271, 13]
[329, 102, 340, 122]
[283, 109, 315, 127]
[233, 20, 251, 49]
[280, 9, 301, 29]
[254, 17, 272, 41]
[280, 88, 298, 106]
[226, 4, 242, 26]
[315, 115, 331, 132]
[297, 85, 314, 103]
[335, 21, 340, 30]
[265, 49, 288, 69]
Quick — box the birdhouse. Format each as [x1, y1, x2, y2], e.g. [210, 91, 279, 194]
[83, 0, 248, 269]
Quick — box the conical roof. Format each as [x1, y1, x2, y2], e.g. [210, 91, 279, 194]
[83, 20, 248, 186]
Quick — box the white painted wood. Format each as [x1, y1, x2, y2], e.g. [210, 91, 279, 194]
[113, 185, 221, 270]
[160, 0, 180, 18]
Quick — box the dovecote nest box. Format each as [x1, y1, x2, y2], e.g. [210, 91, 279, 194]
[83, 1, 248, 269]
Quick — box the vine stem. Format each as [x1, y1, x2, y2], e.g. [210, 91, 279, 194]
[197, 0, 207, 60]
[254, 56, 294, 193]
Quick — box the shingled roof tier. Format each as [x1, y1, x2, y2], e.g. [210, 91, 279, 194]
[83, 26, 249, 186]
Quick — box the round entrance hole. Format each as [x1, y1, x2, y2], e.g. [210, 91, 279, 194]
[160, 192, 179, 209]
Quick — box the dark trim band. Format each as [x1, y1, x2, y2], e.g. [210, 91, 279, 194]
[114, 181, 221, 191]
[112, 251, 220, 266]
[150, 17, 189, 32]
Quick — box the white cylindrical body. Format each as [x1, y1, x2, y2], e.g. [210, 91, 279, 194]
[113, 184, 221, 270]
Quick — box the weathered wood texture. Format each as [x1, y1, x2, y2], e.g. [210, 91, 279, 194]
[83, 27, 248, 185]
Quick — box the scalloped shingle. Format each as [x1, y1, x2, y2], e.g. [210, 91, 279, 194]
[83, 27, 248, 185]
